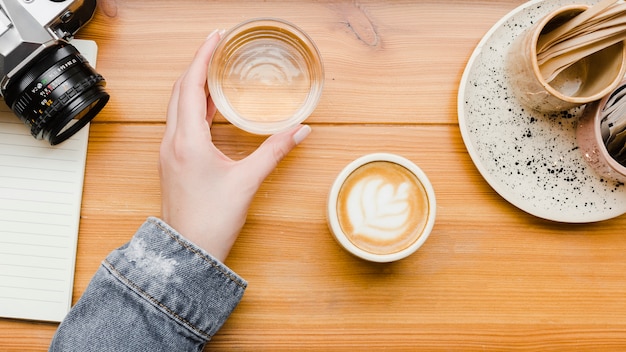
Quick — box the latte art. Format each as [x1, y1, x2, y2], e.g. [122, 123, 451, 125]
[347, 178, 412, 241]
[336, 161, 429, 255]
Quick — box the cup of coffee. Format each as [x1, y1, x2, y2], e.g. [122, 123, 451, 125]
[208, 18, 324, 135]
[507, 5, 626, 112]
[327, 153, 436, 263]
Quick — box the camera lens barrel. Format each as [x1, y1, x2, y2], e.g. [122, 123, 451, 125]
[3, 42, 109, 145]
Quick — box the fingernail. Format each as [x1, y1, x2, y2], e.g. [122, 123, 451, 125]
[293, 125, 312, 145]
[206, 29, 219, 40]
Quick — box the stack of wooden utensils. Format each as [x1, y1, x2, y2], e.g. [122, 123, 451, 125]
[601, 83, 626, 165]
[535, 0, 626, 165]
[536, 0, 626, 82]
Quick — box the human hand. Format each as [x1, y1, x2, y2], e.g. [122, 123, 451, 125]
[159, 30, 311, 262]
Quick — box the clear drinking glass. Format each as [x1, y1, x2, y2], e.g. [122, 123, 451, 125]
[208, 18, 324, 134]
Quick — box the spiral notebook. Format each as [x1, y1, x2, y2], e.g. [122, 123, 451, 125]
[0, 40, 97, 322]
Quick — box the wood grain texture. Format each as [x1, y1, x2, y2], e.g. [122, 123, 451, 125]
[4, 0, 626, 351]
[76, 0, 524, 125]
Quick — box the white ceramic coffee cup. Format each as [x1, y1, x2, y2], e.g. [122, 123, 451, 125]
[327, 153, 436, 262]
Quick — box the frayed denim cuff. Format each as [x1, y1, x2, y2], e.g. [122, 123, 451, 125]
[103, 217, 247, 340]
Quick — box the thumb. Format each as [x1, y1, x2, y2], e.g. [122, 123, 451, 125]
[242, 125, 312, 183]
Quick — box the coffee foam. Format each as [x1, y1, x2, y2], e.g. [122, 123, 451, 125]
[336, 161, 429, 255]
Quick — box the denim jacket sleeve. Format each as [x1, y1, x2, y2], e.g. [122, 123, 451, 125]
[49, 217, 247, 352]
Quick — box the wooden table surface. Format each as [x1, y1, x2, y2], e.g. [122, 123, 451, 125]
[4, 0, 626, 350]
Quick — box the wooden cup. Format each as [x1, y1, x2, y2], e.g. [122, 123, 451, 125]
[508, 5, 626, 112]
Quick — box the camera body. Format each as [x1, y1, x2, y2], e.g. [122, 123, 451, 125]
[0, 0, 109, 145]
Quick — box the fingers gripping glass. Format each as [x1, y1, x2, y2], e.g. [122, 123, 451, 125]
[209, 18, 323, 135]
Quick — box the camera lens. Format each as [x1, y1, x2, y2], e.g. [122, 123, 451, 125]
[3, 42, 109, 145]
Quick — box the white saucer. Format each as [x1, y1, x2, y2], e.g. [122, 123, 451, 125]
[458, 0, 626, 223]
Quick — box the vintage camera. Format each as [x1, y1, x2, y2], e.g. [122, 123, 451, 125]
[0, 0, 109, 145]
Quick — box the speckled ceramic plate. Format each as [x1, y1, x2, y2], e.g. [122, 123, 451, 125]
[458, 0, 626, 223]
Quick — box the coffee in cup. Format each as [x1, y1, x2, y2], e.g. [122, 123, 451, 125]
[327, 153, 436, 262]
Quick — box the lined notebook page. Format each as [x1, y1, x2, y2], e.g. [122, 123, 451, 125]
[0, 40, 96, 322]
